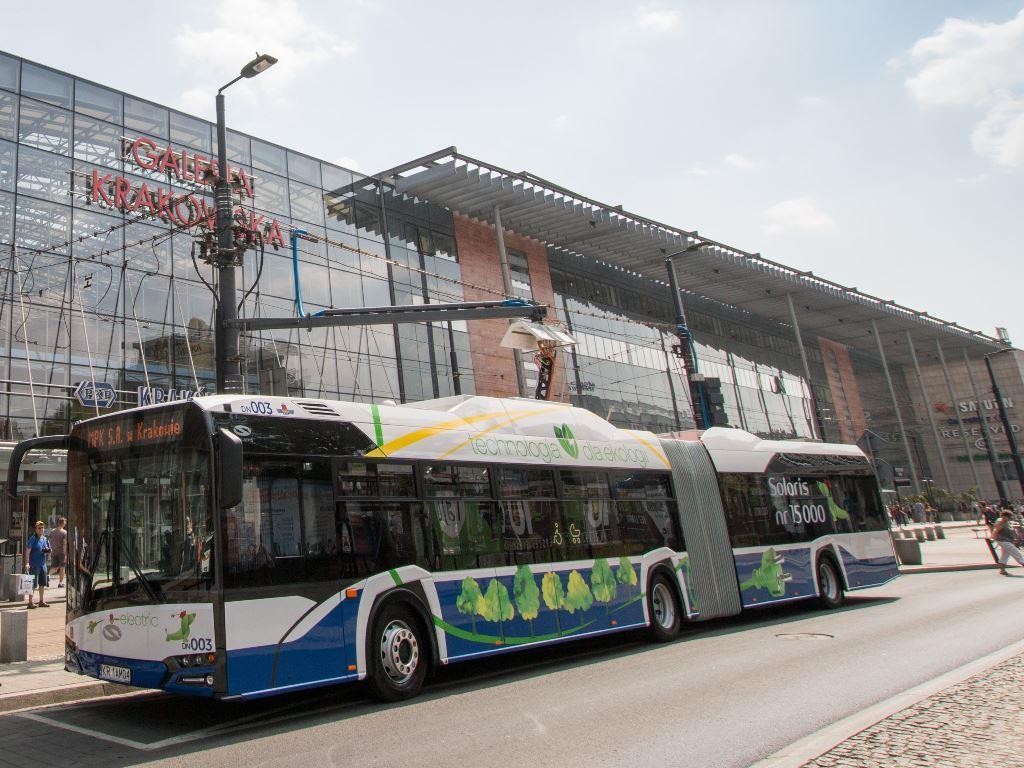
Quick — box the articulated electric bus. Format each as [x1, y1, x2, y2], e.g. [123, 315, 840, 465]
[13, 395, 897, 701]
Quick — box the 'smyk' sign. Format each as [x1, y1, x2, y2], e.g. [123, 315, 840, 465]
[74, 381, 116, 409]
[137, 386, 208, 407]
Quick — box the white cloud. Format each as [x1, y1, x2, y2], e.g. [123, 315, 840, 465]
[762, 198, 835, 236]
[635, 6, 681, 34]
[902, 9, 1024, 167]
[553, 114, 569, 127]
[174, 0, 357, 115]
[333, 156, 361, 172]
[724, 153, 753, 169]
[686, 165, 713, 176]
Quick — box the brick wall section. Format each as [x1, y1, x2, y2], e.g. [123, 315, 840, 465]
[453, 214, 565, 400]
[818, 337, 867, 444]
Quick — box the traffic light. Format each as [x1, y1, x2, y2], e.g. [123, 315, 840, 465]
[702, 377, 729, 427]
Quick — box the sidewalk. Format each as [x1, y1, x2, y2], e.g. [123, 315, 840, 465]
[895, 522, 1003, 574]
[798, 649, 1024, 767]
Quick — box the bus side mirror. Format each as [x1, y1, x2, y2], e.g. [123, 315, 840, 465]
[216, 429, 243, 509]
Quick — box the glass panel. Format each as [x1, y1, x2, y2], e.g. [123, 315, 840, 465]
[289, 179, 325, 224]
[499, 500, 560, 564]
[497, 467, 556, 498]
[21, 63, 72, 108]
[0, 53, 18, 91]
[424, 464, 491, 498]
[321, 163, 353, 191]
[15, 197, 70, 254]
[170, 111, 211, 153]
[0, 139, 14, 192]
[16, 146, 71, 203]
[75, 81, 122, 123]
[287, 151, 321, 186]
[426, 499, 501, 570]
[0, 91, 16, 141]
[18, 97, 71, 155]
[560, 470, 609, 498]
[337, 500, 423, 577]
[0, 190, 12, 244]
[335, 462, 416, 498]
[251, 138, 286, 175]
[125, 96, 168, 138]
[73, 115, 122, 169]
[226, 130, 250, 165]
[252, 170, 288, 215]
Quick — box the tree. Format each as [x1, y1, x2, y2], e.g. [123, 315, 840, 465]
[481, 578, 515, 625]
[513, 564, 541, 635]
[616, 555, 638, 598]
[590, 558, 617, 613]
[456, 577, 484, 635]
[563, 570, 594, 625]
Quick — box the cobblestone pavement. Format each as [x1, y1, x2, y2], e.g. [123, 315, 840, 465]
[802, 652, 1024, 767]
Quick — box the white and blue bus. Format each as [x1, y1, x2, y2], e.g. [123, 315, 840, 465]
[20, 394, 896, 701]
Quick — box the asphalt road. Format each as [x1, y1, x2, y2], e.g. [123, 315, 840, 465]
[4, 569, 1024, 768]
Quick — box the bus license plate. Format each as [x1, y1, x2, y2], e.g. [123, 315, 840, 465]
[100, 664, 131, 684]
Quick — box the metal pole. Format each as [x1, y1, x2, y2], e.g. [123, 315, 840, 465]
[906, 331, 953, 491]
[871, 320, 920, 494]
[659, 333, 682, 430]
[215, 92, 242, 394]
[962, 348, 1008, 503]
[665, 257, 708, 429]
[984, 353, 1024, 500]
[493, 205, 527, 398]
[786, 293, 824, 439]
[936, 341, 982, 491]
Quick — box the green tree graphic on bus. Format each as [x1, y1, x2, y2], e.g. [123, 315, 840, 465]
[513, 565, 541, 635]
[165, 611, 196, 642]
[739, 548, 791, 598]
[816, 481, 850, 522]
[616, 556, 638, 599]
[541, 571, 565, 629]
[591, 558, 618, 614]
[563, 570, 594, 624]
[482, 579, 515, 624]
[456, 577, 485, 635]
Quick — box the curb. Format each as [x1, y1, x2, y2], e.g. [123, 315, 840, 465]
[898, 563, 999, 574]
[0, 679, 139, 714]
[749, 637, 1024, 768]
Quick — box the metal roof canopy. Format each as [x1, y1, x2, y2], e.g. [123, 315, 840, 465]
[380, 148, 1004, 366]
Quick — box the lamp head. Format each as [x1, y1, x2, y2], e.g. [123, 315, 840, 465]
[241, 53, 278, 78]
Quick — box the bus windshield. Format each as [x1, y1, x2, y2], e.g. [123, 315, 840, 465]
[67, 405, 214, 615]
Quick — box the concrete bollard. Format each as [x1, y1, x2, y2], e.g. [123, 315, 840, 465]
[924, 526, 937, 541]
[0, 609, 28, 663]
[893, 538, 922, 565]
[903, 530, 916, 540]
[913, 528, 926, 542]
[935, 525, 946, 540]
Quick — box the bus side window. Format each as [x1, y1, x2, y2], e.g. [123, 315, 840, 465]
[497, 467, 559, 565]
[424, 464, 502, 570]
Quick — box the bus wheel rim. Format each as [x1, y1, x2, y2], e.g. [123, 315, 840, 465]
[652, 582, 675, 628]
[819, 562, 836, 600]
[380, 620, 419, 684]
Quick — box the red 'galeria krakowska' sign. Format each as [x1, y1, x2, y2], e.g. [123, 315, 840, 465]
[85, 136, 287, 247]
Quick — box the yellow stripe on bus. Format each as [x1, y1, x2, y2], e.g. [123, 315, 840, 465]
[435, 409, 547, 460]
[625, 431, 671, 468]
[364, 409, 543, 458]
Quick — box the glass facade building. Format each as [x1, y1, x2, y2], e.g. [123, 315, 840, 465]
[0, 49, 1017, 510]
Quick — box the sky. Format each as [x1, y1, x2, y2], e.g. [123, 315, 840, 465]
[2, 1, 1022, 342]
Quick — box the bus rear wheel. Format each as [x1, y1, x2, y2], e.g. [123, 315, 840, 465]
[646, 573, 682, 642]
[816, 557, 844, 610]
[368, 603, 428, 701]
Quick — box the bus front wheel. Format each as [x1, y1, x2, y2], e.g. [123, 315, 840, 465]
[646, 573, 682, 642]
[368, 603, 428, 701]
[816, 556, 844, 610]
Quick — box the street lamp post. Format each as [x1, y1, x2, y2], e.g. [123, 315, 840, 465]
[665, 241, 712, 429]
[214, 53, 277, 394]
[984, 348, 1024, 501]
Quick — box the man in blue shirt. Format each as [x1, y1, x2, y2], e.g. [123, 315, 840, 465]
[24, 521, 51, 608]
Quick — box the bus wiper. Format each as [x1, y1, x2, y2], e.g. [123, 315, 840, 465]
[112, 530, 161, 604]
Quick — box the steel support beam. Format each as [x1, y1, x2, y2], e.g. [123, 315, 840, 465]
[906, 331, 953, 491]
[935, 341, 983, 492]
[872, 319, 920, 494]
[787, 293, 824, 440]
[494, 205, 527, 397]
[962, 348, 1008, 503]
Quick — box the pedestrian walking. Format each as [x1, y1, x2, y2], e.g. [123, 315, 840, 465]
[991, 510, 1024, 576]
[912, 499, 925, 523]
[48, 516, 67, 588]
[24, 521, 51, 608]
